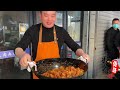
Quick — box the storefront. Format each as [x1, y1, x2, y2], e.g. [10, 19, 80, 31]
[0, 11, 33, 79]
[0, 11, 83, 79]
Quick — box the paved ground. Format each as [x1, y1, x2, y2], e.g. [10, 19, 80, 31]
[93, 72, 110, 79]
[0, 59, 31, 79]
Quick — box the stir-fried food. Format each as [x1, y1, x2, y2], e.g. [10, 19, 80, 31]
[41, 66, 84, 78]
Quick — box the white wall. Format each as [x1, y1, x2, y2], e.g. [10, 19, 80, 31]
[82, 11, 120, 79]
[82, 11, 96, 79]
[92, 11, 120, 78]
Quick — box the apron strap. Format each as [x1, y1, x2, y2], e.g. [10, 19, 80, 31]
[53, 26, 57, 43]
[39, 24, 42, 43]
[39, 24, 57, 43]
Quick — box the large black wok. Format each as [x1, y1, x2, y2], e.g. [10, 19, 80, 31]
[33, 58, 88, 79]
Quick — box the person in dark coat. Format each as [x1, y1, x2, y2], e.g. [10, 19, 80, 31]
[104, 18, 120, 61]
[115, 29, 120, 57]
[104, 18, 120, 77]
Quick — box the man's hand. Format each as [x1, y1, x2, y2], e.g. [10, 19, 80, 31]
[15, 48, 32, 69]
[76, 49, 90, 62]
[19, 53, 32, 69]
[81, 53, 90, 62]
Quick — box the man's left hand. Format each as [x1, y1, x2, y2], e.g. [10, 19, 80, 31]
[81, 53, 90, 62]
[76, 49, 90, 62]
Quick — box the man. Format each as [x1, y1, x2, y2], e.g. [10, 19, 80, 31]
[15, 11, 90, 79]
[105, 18, 120, 61]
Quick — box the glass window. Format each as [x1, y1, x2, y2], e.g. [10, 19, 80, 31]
[1, 11, 29, 50]
[55, 11, 63, 27]
[0, 11, 30, 79]
[67, 11, 81, 41]
[67, 11, 81, 58]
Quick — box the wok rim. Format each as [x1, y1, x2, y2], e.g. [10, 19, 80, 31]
[34, 58, 88, 79]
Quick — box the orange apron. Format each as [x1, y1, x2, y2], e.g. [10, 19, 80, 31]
[33, 24, 60, 79]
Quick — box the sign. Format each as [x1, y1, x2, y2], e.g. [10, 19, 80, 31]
[0, 48, 30, 59]
[0, 50, 15, 59]
[111, 60, 119, 74]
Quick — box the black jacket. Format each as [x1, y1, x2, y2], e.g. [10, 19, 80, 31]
[115, 31, 120, 48]
[15, 23, 81, 60]
[104, 27, 119, 52]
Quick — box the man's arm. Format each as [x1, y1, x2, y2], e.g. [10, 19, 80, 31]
[63, 29, 81, 52]
[14, 26, 33, 68]
[63, 29, 90, 61]
[105, 29, 113, 51]
[115, 32, 120, 51]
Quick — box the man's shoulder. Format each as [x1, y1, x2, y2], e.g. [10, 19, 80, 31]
[31, 23, 40, 28]
[55, 24, 66, 32]
[28, 23, 40, 31]
[106, 27, 113, 33]
[55, 24, 64, 29]
[107, 27, 113, 30]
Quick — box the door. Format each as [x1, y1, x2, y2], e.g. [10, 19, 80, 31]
[66, 11, 82, 59]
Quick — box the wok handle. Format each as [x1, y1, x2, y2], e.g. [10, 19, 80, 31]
[77, 56, 88, 64]
[27, 61, 37, 72]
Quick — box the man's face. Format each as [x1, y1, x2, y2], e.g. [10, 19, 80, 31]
[113, 20, 120, 25]
[40, 11, 56, 28]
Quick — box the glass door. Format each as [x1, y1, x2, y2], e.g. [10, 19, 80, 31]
[66, 11, 82, 59]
